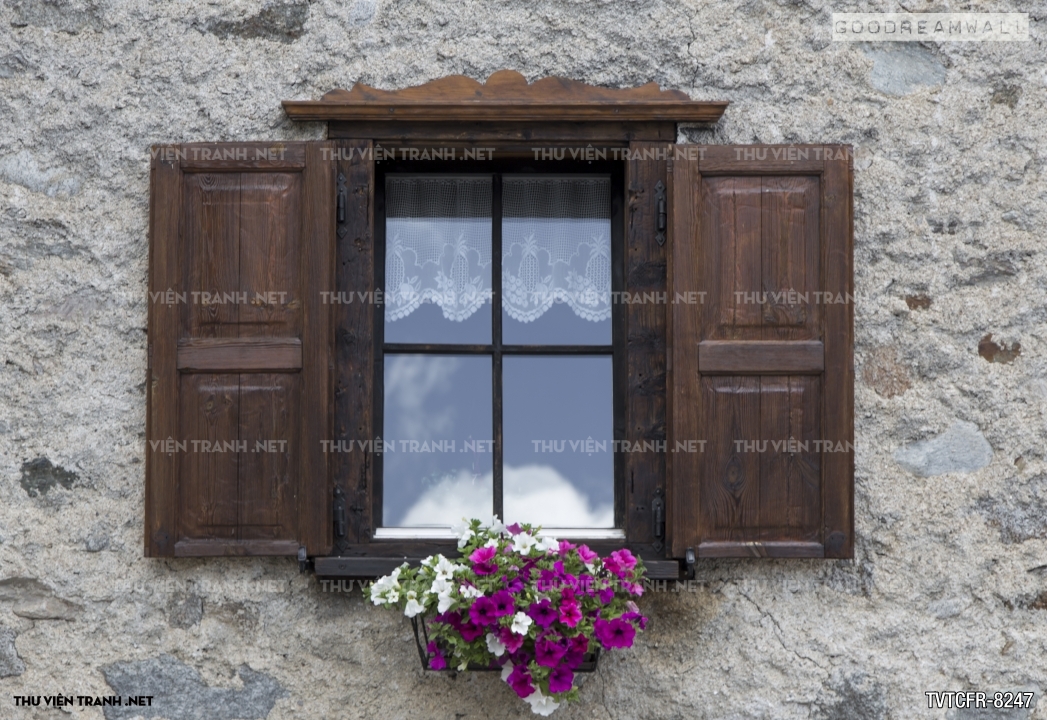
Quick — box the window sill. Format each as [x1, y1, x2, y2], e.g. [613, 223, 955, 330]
[373, 527, 626, 541]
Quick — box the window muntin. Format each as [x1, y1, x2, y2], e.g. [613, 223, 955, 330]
[377, 168, 618, 536]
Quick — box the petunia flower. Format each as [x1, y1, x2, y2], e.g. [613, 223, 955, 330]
[505, 663, 535, 699]
[510, 611, 533, 635]
[534, 638, 567, 668]
[505, 523, 523, 535]
[547, 665, 574, 694]
[486, 632, 507, 657]
[469, 545, 498, 575]
[597, 587, 614, 604]
[594, 618, 636, 649]
[426, 642, 447, 671]
[512, 532, 538, 555]
[557, 540, 577, 555]
[562, 634, 589, 669]
[576, 544, 599, 564]
[469, 597, 499, 626]
[558, 599, 582, 628]
[622, 611, 649, 630]
[459, 620, 484, 642]
[528, 599, 558, 628]
[525, 690, 560, 716]
[404, 597, 425, 618]
[499, 625, 525, 653]
[490, 590, 515, 618]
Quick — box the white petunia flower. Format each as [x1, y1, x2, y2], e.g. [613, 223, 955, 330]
[526, 691, 560, 716]
[459, 584, 483, 599]
[510, 611, 532, 635]
[457, 528, 475, 549]
[386, 590, 399, 604]
[430, 576, 451, 596]
[536, 536, 559, 554]
[500, 662, 514, 683]
[485, 633, 506, 657]
[488, 515, 506, 536]
[512, 533, 537, 555]
[404, 598, 425, 618]
[437, 593, 455, 613]
[434, 555, 459, 579]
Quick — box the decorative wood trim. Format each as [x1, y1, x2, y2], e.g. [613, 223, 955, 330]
[698, 340, 825, 374]
[283, 70, 728, 124]
[176, 338, 303, 373]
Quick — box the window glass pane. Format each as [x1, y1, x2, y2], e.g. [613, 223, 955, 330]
[502, 176, 612, 345]
[385, 176, 492, 344]
[382, 355, 493, 527]
[503, 356, 614, 528]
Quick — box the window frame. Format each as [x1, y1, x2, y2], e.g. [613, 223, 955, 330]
[371, 158, 627, 540]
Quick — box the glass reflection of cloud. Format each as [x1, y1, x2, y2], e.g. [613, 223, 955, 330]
[400, 464, 613, 529]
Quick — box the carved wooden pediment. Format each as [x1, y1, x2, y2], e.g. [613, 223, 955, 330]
[282, 70, 727, 123]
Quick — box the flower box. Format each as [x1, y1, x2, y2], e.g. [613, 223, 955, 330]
[371, 518, 647, 715]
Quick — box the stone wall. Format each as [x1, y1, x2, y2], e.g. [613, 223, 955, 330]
[1, 1, 1045, 718]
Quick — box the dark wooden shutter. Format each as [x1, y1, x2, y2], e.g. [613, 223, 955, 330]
[667, 145, 853, 559]
[146, 142, 337, 557]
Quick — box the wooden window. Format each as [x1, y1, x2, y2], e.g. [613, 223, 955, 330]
[146, 73, 853, 573]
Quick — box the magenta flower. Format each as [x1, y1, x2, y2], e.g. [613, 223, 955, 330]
[470, 545, 498, 575]
[426, 641, 447, 670]
[490, 590, 515, 618]
[558, 599, 582, 628]
[528, 599, 558, 627]
[558, 540, 577, 555]
[459, 620, 484, 642]
[535, 638, 567, 667]
[501, 574, 525, 594]
[469, 597, 498, 626]
[622, 611, 649, 630]
[506, 523, 523, 535]
[597, 587, 614, 604]
[548, 666, 574, 694]
[577, 544, 598, 563]
[604, 549, 637, 578]
[499, 626, 525, 653]
[507, 664, 534, 698]
[594, 618, 636, 649]
[562, 634, 588, 669]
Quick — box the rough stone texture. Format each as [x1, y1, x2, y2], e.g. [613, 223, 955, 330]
[18, 456, 78, 496]
[0, 0, 1045, 718]
[101, 655, 287, 720]
[0, 628, 25, 678]
[0, 577, 83, 620]
[894, 421, 994, 477]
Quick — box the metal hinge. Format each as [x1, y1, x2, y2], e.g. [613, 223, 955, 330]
[654, 181, 666, 246]
[652, 488, 665, 552]
[685, 547, 696, 580]
[333, 486, 347, 539]
[298, 546, 309, 573]
[336, 172, 348, 239]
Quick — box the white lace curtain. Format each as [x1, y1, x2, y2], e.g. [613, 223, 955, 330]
[384, 175, 611, 324]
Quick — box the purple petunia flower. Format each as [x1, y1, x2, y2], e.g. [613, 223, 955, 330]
[558, 540, 577, 556]
[548, 666, 574, 694]
[426, 641, 447, 670]
[490, 590, 515, 618]
[558, 599, 582, 628]
[535, 638, 567, 668]
[577, 544, 599, 564]
[499, 626, 525, 653]
[562, 634, 588, 669]
[469, 597, 499, 626]
[506, 664, 534, 698]
[594, 618, 636, 649]
[470, 545, 498, 575]
[506, 523, 523, 535]
[597, 587, 615, 604]
[622, 611, 649, 630]
[528, 599, 558, 627]
[459, 620, 484, 642]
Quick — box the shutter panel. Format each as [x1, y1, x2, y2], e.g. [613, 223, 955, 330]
[667, 145, 853, 559]
[146, 142, 337, 557]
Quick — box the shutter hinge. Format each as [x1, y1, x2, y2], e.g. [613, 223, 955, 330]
[654, 181, 666, 246]
[336, 172, 348, 239]
[652, 488, 665, 552]
[298, 546, 310, 574]
[685, 547, 696, 580]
